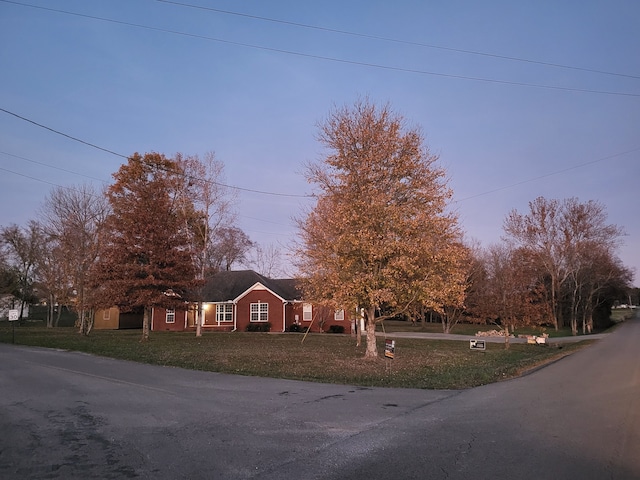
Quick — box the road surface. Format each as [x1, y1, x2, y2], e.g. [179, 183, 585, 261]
[1, 319, 638, 479]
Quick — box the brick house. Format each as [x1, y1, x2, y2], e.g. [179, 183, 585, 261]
[93, 306, 143, 330]
[151, 270, 351, 333]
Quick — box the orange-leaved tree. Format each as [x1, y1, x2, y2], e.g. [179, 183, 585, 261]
[90, 152, 197, 341]
[296, 99, 463, 358]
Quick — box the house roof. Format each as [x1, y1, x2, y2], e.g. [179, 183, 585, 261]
[201, 270, 302, 303]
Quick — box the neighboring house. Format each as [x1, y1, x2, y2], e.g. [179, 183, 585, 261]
[93, 306, 144, 330]
[152, 270, 352, 333]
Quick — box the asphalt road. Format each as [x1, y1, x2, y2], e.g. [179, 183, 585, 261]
[1, 320, 638, 480]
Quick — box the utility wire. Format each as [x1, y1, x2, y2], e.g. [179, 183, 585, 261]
[0, 150, 108, 183]
[0, 165, 74, 191]
[3, 106, 637, 210]
[0, 108, 126, 158]
[3, 110, 638, 237]
[156, 0, 640, 81]
[456, 146, 640, 202]
[2, 0, 639, 98]
[0, 107, 314, 199]
[0, 161, 298, 232]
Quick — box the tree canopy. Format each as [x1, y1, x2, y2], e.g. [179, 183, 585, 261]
[90, 152, 197, 341]
[297, 99, 464, 357]
[503, 196, 629, 334]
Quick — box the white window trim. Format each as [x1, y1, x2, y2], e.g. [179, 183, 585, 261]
[216, 303, 234, 324]
[303, 303, 313, 321]
[250, 302, 269, 322]
[334, 309, 345, 321]
[166, 307, 175, 324]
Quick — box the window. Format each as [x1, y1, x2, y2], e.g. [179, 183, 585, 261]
[103, 309, 110, 320]
[250, 302, 268, 322]
[334, 309, 345, 321]
[303, 303, 313, 321]
[216, 304, 233, 323]
[166, 308, 175, 324]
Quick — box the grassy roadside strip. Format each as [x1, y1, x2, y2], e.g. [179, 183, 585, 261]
[0, 325, 594, 389]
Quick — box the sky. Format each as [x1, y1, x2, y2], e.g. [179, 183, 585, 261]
[1, 0, 639, 284]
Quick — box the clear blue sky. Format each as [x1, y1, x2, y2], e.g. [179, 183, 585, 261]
[1, 0, 639, 284]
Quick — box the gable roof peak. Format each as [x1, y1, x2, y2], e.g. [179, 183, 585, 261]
[202, 270, 301, 302]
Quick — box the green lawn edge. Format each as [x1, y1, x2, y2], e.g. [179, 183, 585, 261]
[0, 325, 595, 390]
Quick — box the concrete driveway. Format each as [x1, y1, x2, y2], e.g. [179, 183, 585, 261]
[381, 329, 609, 343]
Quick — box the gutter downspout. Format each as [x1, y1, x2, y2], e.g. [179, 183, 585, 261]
[232, 302, 237, 332]
[282, 301, 287, 332]
[184, 303, 188, 331]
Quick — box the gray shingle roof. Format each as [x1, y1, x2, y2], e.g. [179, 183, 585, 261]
[201, 270, 302, 302]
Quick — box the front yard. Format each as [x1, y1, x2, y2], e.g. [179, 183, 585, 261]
[0, 324, 594, 389]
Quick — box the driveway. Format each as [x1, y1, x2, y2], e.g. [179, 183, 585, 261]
[381, 330, 609, 343]
[1, 319, 638, 479]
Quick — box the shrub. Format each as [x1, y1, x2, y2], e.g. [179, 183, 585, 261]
[328, 325, 345, 334]
[288, 324, 312, 333]
[246, 322, 271, 332]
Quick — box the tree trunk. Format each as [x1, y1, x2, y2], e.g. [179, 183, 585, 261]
[79, 309, 86, 335]
[54, 305, 62, 327]
[141, 306, 151, 342]
[47, 294, 55, 328]
[86, 311, 94, 335]
[503, 324, 510, 350]
[196, 302, 203, 337]
[364, 307, 377, 358]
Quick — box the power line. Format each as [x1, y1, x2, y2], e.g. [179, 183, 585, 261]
[0, 160, 299, 233]
[456, 146, 640, 202]
[3, 106, 638, 206]
[156, 0, 640, 81]
[0, 107, 315, 199]
[0, 165, 77, 191]
[0, 150, 108, 183]
[0, 108, 127, 158]
[3, 0, 639, 98]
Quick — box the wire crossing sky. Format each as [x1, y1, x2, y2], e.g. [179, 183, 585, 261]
[1, 0, 639, 279]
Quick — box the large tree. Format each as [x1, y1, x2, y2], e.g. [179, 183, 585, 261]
[504, 197, 626, 332]
[0, 221, 44, 319]
[209, 226, 254, 272]
[297, 99, 463, 358]
[174, 152, 236, 336]
[249, 243, 285, 278]
[468, 243, 548, 348]
[39, 184, 110, 333]
[90, 153, 197, 341]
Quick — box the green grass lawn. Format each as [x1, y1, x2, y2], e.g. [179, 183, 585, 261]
[610, 308, 636, 323]
[0, 323, 594, 389]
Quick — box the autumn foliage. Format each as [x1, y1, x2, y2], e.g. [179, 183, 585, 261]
[90, 153, 197, 341]
[297, 100, 465, 358]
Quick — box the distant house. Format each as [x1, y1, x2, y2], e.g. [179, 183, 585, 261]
[93, 306, 143, 330]
[152, 270, 351, 333]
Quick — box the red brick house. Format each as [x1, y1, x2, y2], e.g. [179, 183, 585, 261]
[151, 270, 351, 334]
